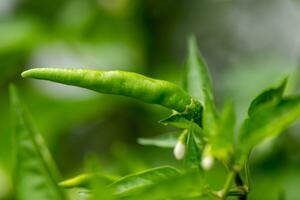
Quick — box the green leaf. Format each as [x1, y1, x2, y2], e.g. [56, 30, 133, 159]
[159, 113, 203, 137]
[238, 94, 300, 159]
[137, 132, 181, 148]
[83, 157, 115, 200]
[108, 166, 180, 197]
[123, 171, 205, 200]
[248, 78, 287, 116]
[172, 195, 208, 200]
[65, 188, 91, 200]
[185, 125, 201, 169]
[159, 113, 191, 129]
[59, 173, 119, 189]
[184, 35, 213, 105]
[210, 101, 235, 161]
[9, 85, 66, 200]
[184, 35, 218, 132]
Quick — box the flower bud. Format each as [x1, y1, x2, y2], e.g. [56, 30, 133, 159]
[201, 144, 214, 170]
[174, 141, 186, 160]
[201, 155, 214, 170]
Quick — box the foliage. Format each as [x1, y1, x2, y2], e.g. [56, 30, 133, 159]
[10, 36, 300, 200]
[10, 85, 66, 200]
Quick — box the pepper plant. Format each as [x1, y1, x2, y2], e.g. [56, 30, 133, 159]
[10, 36, 300, 200]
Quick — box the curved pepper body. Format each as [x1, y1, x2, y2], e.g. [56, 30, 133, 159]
[22, 68, 193, 112]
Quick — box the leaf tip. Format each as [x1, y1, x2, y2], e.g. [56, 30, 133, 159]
[280, 76, 288, 90]
[58, 181, 66, 188]
[187, 34, 198, 54]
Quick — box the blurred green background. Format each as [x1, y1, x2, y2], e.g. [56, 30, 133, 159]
[1, 0, 300, 199]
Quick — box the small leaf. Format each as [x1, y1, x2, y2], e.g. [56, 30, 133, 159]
[137, 132, 181, 148]
[173, 195, 207, 200]
[184, 35, 213, 105]
[248, 78, 287, 116]
[83, 157, 115, 200]
[238, 94, 300, 159]
[159, 113, 203, 139]
[108, 166, 180, 196]
[124, 171, 205, 200]
[10, 85, 66, 200]
[66, 188, 91, 200]
[210, 101, 235, 161]
[184, 35, 218, 133]
[159, 113, 191, 129]
[59, 173, 119, 189]
[185, 125, 201, 169]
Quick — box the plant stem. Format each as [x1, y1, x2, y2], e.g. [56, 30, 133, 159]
[244, 156, 250, 189]
[235, 173, 248, 200]
[235, 173, 243, 186]
[219, 171, 235, 199]
[227, 189, 246, 197]
[205, 173, 248, 200]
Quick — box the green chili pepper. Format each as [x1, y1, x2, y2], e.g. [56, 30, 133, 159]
[22, 68, 197, 112]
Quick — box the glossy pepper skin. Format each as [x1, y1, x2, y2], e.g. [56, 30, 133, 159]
[22, 68, 196, 113]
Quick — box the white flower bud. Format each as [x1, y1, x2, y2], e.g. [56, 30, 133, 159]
[173, 141, 186, 160]
[201, 155, 214, 170]
[201, 144, 214, 170]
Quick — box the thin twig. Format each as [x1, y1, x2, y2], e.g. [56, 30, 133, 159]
[235, 173, 248, 200]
